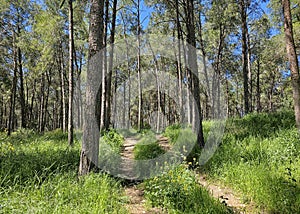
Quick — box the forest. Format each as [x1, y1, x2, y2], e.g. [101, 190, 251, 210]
[0, 0, 300, 213]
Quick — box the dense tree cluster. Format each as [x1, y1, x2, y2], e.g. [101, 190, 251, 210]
[0, 0, 299, 150]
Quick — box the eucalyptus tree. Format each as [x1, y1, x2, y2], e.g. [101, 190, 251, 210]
[79, 0, 105, 176]
[282, 0, 300, 130]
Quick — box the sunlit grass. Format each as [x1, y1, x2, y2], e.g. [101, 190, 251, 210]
[0, 129, 128, 213]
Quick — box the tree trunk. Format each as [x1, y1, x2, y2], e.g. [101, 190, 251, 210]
[137, 0, 143, 131]
[282, 0, 300, 131]
[17, 33, 26, 128]
[186, 0, 205, 148]
[59, 41, 67, 132]
[8, 32, 18, 136]
[105, 0, 118, 130]
[256, 57, 261, 112]
[68, 0, 74, 146]
[240, 0, 249, 115]
[246, 27, 252, 112]
[79, 0, 104, 176]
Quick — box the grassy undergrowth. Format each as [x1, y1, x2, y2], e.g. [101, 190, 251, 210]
[161, 111, 300, 213]
[203, 111, 300, 213]
[0, 129, 127, 213]
[134, 131, 165, 160]
[144, 164, 231, 213]
[133, 129, 231, 213]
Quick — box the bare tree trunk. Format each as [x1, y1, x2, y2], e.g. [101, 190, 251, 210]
[197, 8, 210, 119]
[256, 57, 261, 112]
[149, 41, 161, 133]
[186, 0, 205, 148]
[79, 0, 104, 176]
[246, 27, 252, 112]
[68, 0, 74, 146]
[17, 28, 26, 128]
[175, 0, 184, 123]
[240, 0, 249, 115]
[137, 0, 143, 131]
[100, 0, 109, 131]
[59, 41, 67, 132]
[282, 0, 300, 131]
[105, 0, 118, 130]
[8, 32, 18, 136]
[39, 73, 45, 133]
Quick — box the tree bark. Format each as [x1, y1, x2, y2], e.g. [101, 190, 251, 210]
[79, 0, 104, 176]
[239, 0, 249, 115]
[8, 32, 18, 136]
[282, 0, 300, 130]
[256, 57, 261, 112]
[105, 0, 118, 130]
[68, 0, 74, 146]
[186, 0, 205, 148]
[137, 0, 143, 131]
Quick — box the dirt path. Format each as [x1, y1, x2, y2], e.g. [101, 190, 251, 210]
[119, 137, 139, 180]
[121, 136, 165, 214]
[121, 135, 255, 214]
[197, 175, 247, 213]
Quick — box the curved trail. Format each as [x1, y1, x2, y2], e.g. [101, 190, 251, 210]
[121, 135, 256, 214]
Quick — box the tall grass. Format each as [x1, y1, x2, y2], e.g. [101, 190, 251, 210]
[144, 164, 231, 213]
[203, 111, 300, 213]
[0, 129, 128, 213]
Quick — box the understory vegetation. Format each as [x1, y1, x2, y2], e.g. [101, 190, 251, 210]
[0, 130, 127, 213]
[153, 110, 300, 213]
[1, 111, 299, 213]
[203, 111, 300, 213]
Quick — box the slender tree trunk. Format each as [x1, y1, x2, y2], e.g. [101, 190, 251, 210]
[282, 0, 300, 131]
[149, 41, 161, 133]
[17, 27, 26, 128]
[256, 57, 261, 112]
[246, 27, 252, 112]
[68, 0, 74, 146]
[240, 0, 249, 115]
[8, 32, 18, 136]
[60, 41, 67, 132]
[39, 74, 45, 133]
[105, 0, 118, 130]
[175, 0, 184, 123]
[100, 0, 109, 131]
[79, 0, 104, 176]
[137, 0, 143, 131]
[197, 9, 210, 119]
[186, 0, 205, 148]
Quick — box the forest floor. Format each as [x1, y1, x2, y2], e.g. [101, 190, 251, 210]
[121, 135, 255, 214]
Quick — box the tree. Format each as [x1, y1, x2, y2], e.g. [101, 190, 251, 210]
[185, 0, 205, 148]
[79, 0, 104, 176]
[67, 0, 75, 146]
[282, 0, 300, 130]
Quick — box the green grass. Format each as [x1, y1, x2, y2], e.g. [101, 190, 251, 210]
[203, 110, 300, 213]
[133, 132, 165, 160]
[0, 129, 128, 213]
[144, 164, 231, 213]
